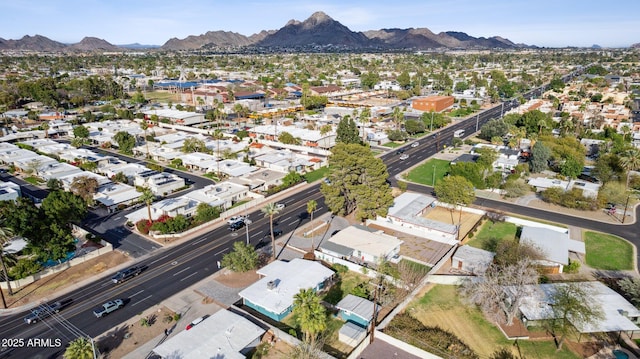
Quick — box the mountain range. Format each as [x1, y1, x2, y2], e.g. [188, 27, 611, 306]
[0, 11, 525, 52]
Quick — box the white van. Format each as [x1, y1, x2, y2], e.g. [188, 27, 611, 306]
[454, 129, 465, 138]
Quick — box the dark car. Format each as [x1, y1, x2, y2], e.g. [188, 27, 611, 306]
[24, 300, 72, 324]
[112, 266, 144, 284]
[228, 220, 245, 231]
[396, 148, 405, 155]
[269, 228, 283, 237]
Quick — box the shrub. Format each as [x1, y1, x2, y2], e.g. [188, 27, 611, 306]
[564, 260, 581, 274]
[9, 258, 42, 280]
[136, 219, 153, 234]
[332, 263, 349, 274]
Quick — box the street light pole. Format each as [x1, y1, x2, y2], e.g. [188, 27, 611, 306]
[475, 114, 480, 132]
[430, 111, 434, 132]
[432, 164, 436, 186]
[244, 215, 252, 245]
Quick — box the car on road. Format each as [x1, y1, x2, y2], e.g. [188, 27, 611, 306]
[411, 142, 419, 148]
[399, 154, 409, 160]
[275, 203, 286, 210]
[186, 315, 208, 330]
[228, 219, 246, 231]
[112, 265, 144, 284]
[396, 148, 405, 155]
[227, 216, 246, 225]
[24, 300, 71, 324]
[268, 228, 283, 237]
[93, 299, 124, 318]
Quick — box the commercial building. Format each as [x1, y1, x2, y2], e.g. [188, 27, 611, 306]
[411, 95, 455, 112]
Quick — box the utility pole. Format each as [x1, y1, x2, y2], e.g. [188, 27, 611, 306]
[430, 111, 434, 132]
[475, 113, 480, 132]
[369, 278, 381, 344]
[244, 216, 252, 245]
[500, 102, 504, 117]
[622, 195, 631, 224]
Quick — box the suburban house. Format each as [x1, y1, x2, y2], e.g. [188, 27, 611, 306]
[318, 225, 403, 265]
[238, 258, 335, 321]
[152, 309, 266, 359]
[134, 172, 185, 196]
[228, 168, 288, 191]
[450, 245, 496, 275]
[471, 144, 521, 172]
[0, 181, 21, 202]
[181, 152, 219, 172]
[336, 294, 378, 328]
[370, 192, 458, 245]
[143, 108, 206, 125]
[519, 226, 586, 274]
[94, 182, 143, 212]
[184, 182, 250, 210]
[518, 281, 640, 333]
[527, 177, 601, 198]
[249, 125, 336, 149]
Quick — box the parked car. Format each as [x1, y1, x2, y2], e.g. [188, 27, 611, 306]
[228, 220, 246, 231]
[24, 300, 71, 324]
[112, 266, 144, 284]
[186, 315, 208, 330]
[93, 299, 124, 318]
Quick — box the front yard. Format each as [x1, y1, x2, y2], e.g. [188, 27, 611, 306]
[405, 158, 450, 186]
[584, 231, 634, 270]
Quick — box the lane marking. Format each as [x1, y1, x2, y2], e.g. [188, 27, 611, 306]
[180, 272, 199, 282]
[150, 254, 171, 265]
[172, 267, 191, 277]
[131, 295, 153, 307]
[130, 290, 144, 298]
[215, 248, 228, 256]
[282, 216, 291, 222]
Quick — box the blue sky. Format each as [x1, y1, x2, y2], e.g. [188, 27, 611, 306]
[1, 0, 638, 47]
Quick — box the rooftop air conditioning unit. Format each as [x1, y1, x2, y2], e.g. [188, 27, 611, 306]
[267, 280, 277, 290]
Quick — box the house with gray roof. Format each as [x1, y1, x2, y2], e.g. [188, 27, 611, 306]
[153, 309, 265, 359]
[238, 258, 335, 321]
[336, 294, 377, 328]
[451, 245, 495, 275]
[519, 226, 585, 273]
[320, 225, 403, 265]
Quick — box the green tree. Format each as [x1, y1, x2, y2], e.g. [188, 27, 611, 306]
[404, 119, 424, 135]
[73, 125, 90, 140]
[619, 277, 640, 305]
[434, 175, 476, 230]
[479, 119, 510, 141]
[63, 337, 95, 359]
[560, 157, 582, 180]
[46, 178, 63, 191]
[140, 120, 150, 158]
[397, 71, 411, 89]
[293, 288, 327, 348]
[475, 147, 498, 170]
[547, 283, 604, 350]
[182, 137, 207, 153]
[113, 131, 136, 154]
[620, 148, 640, 188]
[597, 181, 631, 206]
[112, 171, 128, 184]
[359, 107, 371, 142]
[530, 142, 551, 173]
[335, 116, 361, 145]
[321, 143, 393, 221]
[307, 200, 317, 251]
[0, 219, 14, 306]
[449, 162, 485, 189]
[139, 188, 155, 223]
[193, 203, 220, 224]
[221, 241, 258, 272]
[278, 131, 299, 145]
[41, 190, 87, 225]
[261, 203, 281, 260]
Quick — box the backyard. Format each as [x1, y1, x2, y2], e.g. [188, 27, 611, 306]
[405, 159, 450, 186]
[584, 231, 634, 270]
[402, 284, 581, 359]
[465, 220, 518, 250]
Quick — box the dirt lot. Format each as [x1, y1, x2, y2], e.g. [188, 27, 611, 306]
[214, 269, 260, 288]
[423, 205, 483, 239]
[3, 250, 130, 308]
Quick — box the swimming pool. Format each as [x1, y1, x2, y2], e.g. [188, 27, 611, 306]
[613, 349, 630, 359]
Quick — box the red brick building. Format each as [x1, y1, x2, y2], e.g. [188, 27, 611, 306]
[411, 95, 455, 112]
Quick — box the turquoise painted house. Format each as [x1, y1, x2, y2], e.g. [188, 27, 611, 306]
[239, 258, 335, 322]
[336, 294, 377, 328]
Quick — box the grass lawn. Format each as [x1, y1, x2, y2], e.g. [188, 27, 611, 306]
[584, 231, 633, 270]
[406, 284, 580, 359]
[304, 167, 330, 183]
[322, 271, 371, 305]
[24, 176, 43, 185]
[144, 91, 181, 103]
[383, 142, 403, 148]
[466, 220, 518, 251]
[405, 159, 450, 186]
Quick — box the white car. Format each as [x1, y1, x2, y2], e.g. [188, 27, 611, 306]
[275, 203, 285, 210]
[411, 142, 419, 147]
[400, 154, 409, 160]
[227, 216, 245, 225]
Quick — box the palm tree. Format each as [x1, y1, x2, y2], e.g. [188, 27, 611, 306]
[620, 148, 640, 188]
[537, 119, 547, 135]
[359, 107, 371, 143]
[63, 337, 95, 359]
[211, 129, 225, 178]
[0, 220, 14, 308]
[139, 188, 155, 223]
[140, 120, 150, 159]
[392, 106, 404, 130]
[293, 288, 327, 347]
[261, 203, 281, 260]
[41, 122, 50, 139]
[306, 200, 317, 251]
